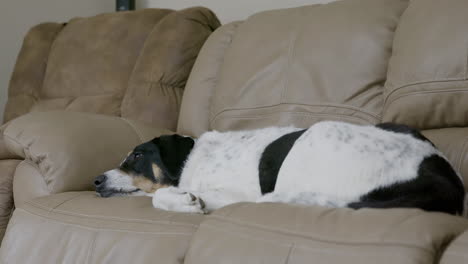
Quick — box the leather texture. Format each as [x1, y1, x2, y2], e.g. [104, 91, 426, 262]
[441, 230, 468, 264]
[5, 8, 220, 131]
[0, 160, 20, 240]
[0, 192, 204, 263]
[3, 111, 172, 207]
[4, 23, 64, 123]
[177, 22, 242, 137]
[184, 203, 468, 264]
[0, 124, 18, 160]
[383, 0, 468, 129]
[0, 7, 218, 244]
[178, 0, 409, 133]
[422, 128, 468, 189]
[3, 1, 468, 263]
[121, 7, 220, 130]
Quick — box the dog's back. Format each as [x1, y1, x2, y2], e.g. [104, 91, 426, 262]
[178, 121, 465, 215]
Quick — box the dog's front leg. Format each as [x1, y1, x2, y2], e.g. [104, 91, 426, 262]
[152, 187, 206, 214]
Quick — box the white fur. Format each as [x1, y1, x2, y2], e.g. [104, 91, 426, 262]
[275, 121, 438, 205]
[102, 169, 146, 196]
[152, 121, 442, 213]
[153, 126, 301, 211]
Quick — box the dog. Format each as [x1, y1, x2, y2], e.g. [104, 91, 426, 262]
[94, 121, 465, 215]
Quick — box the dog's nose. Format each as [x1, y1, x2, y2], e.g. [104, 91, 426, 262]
[94, 175, 107, 188]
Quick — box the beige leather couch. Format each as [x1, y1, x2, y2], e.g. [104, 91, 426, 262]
[2, 0, 468, 263]
[0, 7, 219, 242]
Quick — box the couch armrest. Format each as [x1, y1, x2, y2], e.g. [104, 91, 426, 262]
[185, 203, 468, 264]
[3, 111, 172, 206]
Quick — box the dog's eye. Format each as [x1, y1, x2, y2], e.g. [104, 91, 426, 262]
[134, 153, 143, 159]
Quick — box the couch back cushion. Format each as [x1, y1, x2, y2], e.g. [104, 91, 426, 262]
[5, 8, 220, 130]
[383, 0, 468, 130]
[178, 0, 409, 136]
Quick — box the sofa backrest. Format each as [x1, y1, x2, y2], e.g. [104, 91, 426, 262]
[177, 0, 406, 136]
[178, 0, 468, 188]
[5, 8, 220, 131]
[178, 0, 468, 135]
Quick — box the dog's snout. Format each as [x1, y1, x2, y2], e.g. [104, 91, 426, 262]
[94, 175, 107, 188]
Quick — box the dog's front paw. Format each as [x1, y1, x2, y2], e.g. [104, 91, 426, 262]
[152, 187, 206, 214]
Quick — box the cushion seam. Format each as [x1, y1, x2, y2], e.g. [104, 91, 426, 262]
[24, 199, 200, 228]
[16, 208, 195, 235]
[384, 77, 466, 104]
[201, 219, 434, 254]
[384, 88, 468, 113]
[207, 22, 243, 123]
[212, 111, 376, 126]
[212, 102, 381, 122]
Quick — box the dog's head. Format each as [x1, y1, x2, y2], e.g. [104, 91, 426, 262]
[94, 134, 194, 197]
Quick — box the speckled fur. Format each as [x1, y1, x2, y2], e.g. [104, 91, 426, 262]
[152, 121, 463, 213]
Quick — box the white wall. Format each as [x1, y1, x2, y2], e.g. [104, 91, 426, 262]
[0, 0, 114, 124]
[137, 0, 336, 24]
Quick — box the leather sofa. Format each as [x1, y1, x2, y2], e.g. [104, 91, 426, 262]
[0, 7, 220, 242]
[1, 0, 468, 263]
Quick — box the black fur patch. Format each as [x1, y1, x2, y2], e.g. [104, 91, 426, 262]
[151, 135, 194, 186]
[349, 154, 465, 215]
[376, 122, 434, 145]
[349, 123, 465, 215]
[120, 135, 194, 187]
[258, 129, 307, 194]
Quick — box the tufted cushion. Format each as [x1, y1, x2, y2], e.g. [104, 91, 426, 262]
[0, 192, 204, 263]
[383, 0, 468, 129]
[184, 202, 468, 264]
[4, 23, 64, 123]
[4, 8, 220, 131]
[178, 0, 409, 134]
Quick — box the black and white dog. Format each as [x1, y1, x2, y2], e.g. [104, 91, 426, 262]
[94, 121, 465, 215]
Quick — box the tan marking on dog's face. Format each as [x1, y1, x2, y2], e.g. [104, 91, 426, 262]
[132, 176, 167, 193]
[152, 164, 162, 180]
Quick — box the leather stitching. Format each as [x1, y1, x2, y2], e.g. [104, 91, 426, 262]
[384, 77, 466, 105]
[212, 111, 376, 127]
[25, 200, 200, 228]
[384, 88, 468, 114]
[208, 22, 242, 119]
[201, 219, 434, 254]
[16, 208, 195, 235]
[213, 102, 381, 121]
[204, 213, 440, 253]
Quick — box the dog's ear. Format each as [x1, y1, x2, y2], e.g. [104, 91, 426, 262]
[152, 135, 194, 182]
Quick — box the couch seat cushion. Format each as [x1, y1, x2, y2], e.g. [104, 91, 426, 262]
[0, 191, 204, 264]
[184, 202, 468, 264]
